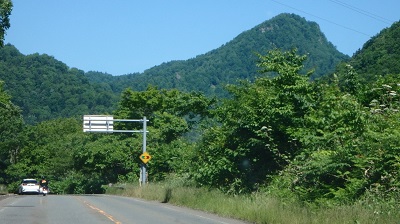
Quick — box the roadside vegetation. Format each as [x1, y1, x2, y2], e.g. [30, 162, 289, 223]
[0, 184, 7, 195]
[105, 180, 400, 224]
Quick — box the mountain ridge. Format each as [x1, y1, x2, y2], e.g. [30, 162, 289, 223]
[86, 13, 349, 96]
[1, 13, 352, 123]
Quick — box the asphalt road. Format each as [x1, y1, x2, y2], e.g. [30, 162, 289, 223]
[0, 194, 249, 224]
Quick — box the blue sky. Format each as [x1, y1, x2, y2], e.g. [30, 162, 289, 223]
[5, 0, 399, 76]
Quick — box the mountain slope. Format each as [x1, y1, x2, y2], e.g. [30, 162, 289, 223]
[0, 45, 117, 124]
[349, 20, 400, 81]
[0, 13, 350, 123]
[88, 13, 349, 96]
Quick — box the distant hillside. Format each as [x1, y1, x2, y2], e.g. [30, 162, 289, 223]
[0, 45, 117, 124]
[87, 13, 349, 96]
[349, 20, 400, 82]
[0, 13, 351, 123]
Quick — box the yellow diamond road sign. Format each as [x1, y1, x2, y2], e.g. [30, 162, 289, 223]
[140, 152, 152, 164]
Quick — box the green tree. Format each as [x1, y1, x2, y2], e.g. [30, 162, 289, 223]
[5, 118, 83, 191]
[114, 86, 215, 181]
[0, 80, 23, 183]
[72, 134, 138, 191]
[115, 86, 214, 134]
[285, 82, 367, 202]
[270, 72, 400, 203]
[0, 0, 12, 47]
[333, 63, 362, 96]
[193, 49, 315, 193]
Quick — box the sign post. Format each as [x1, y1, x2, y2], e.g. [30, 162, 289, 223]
[83, 115, 150, 186]
[141, 116, 148, 186]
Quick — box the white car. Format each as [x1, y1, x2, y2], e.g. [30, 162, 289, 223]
[17, 179, 40, 195]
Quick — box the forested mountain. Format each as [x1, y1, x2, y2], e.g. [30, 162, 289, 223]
[349, 20, 400, 82]
[0, 45, 117, 124]
[86, 13, 349, 96]
[324, 20, 400, 102]
[0, 13, 349, 124]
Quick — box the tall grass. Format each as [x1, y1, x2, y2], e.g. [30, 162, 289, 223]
[105, 182, 400, 224]
[0, 184, 7, 194]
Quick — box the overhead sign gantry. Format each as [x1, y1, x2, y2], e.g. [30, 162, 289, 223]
[83, 115, 150, 186]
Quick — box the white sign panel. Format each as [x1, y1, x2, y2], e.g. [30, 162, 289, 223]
[83, 115, 113, 132]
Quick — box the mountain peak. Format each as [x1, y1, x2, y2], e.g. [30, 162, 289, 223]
[127, 13, 348, 96]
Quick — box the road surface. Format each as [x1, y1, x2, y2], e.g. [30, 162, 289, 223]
[0, 194, 249, 224]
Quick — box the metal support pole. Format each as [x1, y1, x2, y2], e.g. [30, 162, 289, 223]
[83, 115, 149, 187]
[140, 116, 147, 186]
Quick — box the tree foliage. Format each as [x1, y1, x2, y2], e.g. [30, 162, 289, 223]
[0, 45, 118, 124]
[114, 86, 215, 181]
[191, 47, 400, 204]
[0, 0, 12, 47]
[350, 21, 400, 82]
[0, 80, 23, 182]
[192, 49, 316, 193]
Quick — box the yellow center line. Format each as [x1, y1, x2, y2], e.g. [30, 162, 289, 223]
[76, 196, 122, 224]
